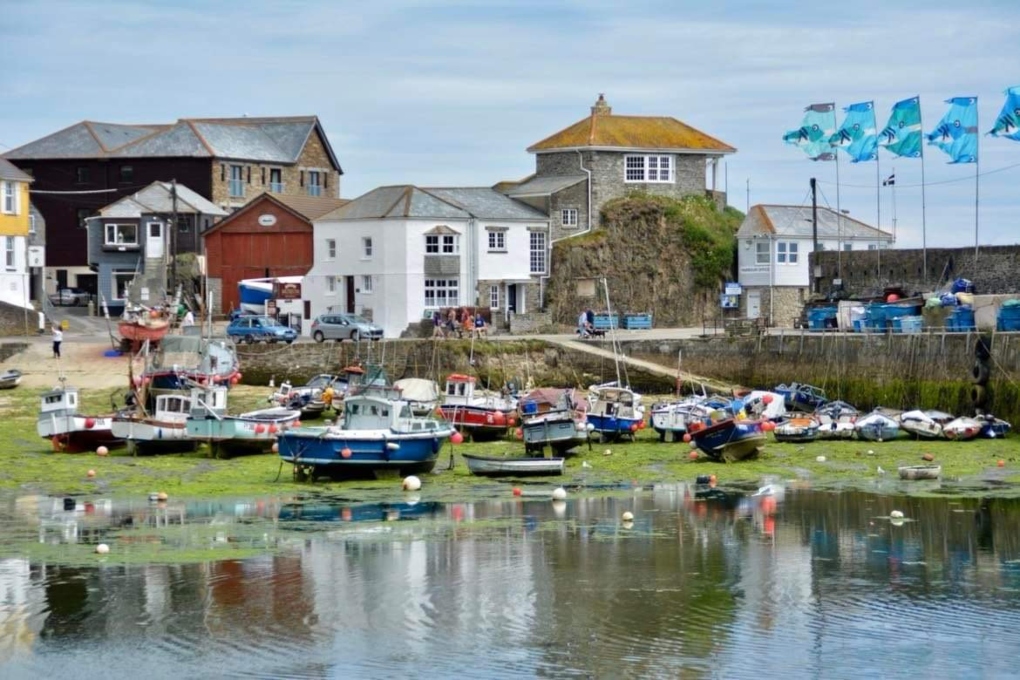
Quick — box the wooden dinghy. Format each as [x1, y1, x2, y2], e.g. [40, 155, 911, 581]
[462, 453, 565, 477]
[898, 465, 942, 480]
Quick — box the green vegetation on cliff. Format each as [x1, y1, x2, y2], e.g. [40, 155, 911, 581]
[546, 194, 742, 326]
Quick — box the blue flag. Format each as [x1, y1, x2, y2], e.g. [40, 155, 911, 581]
[830, 101, 878, 162]
[926, 97, 978, 163]
[989, 86, 1020, 142]
[783, 103, 837, 160]
[878, 97, 923, 158]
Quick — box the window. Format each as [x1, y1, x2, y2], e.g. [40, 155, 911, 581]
[362, 237, 373, 259]
[755, 241, 770, 265]
[561, 208, 578, 227]
[76, 166, 90, 184]
[229, 165, 244, 197]
[269, 168, 283, 193]
[426, 233, 459, 254]
[424, 279, 458, 308]
[425, 235, 439, 254]
[29, 215, 36, 234]
[112, 270, 134, 300]
[307, 170, 322, 197]
[776, 241, 798, 265]
[489, 284, 499, 310]
[487, 230, 506, 251]
[326, 276, 337, 295]
[104, 223, 138, 246]
[4, 237, 14, 269]
[624, 155, 673, 183]
[326, 239, 336, 260]
[1, 181, 16, 214]
[529, 231, 547, 274]
[843, 243, 852, 252]
[441, 234, 459, 254]
[361, 275, 373, 293]
[119, 165, 134, 184]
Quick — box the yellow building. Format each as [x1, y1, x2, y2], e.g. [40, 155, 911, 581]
[0, 158, 34, 308]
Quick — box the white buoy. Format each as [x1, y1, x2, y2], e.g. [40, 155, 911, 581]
[402, 475, 422, 491]
[96, 446, 109, 456]
[622, 511, 634, 522]
[552, 487, 567, 501]
[815, 455, 826, 463]
[271, 443, 279, 453]
[868, 450, 875, 455]
[95, 543, 110, 554]
[603, 448, 612, 456]
[890, 510, 904, 519]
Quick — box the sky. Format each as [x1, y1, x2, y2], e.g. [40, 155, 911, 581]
[2, 0, 1018, 249]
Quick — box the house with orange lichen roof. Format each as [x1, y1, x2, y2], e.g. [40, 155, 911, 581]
[498, 94, 736, 240]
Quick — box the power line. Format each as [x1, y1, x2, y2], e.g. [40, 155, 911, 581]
[816, 161, 1020, 189]
[30, 188, 119, 195]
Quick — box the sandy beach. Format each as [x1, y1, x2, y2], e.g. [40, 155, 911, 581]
[1, 337, 136, 390]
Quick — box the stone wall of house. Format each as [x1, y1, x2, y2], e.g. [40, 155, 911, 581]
[509, 311, 553, 334]
[0, 301, 39, 337]
[813, 245, 1020, 296]
[549, 182, 589, 241]
[742, 285, 808, 327]
[207, 277, 223, 317]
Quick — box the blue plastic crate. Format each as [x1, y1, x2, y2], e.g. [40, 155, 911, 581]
[894, 316, 924, 334]
[592, 313, 619, 330]
[998, 305, 1020, 331]
[622, 313, 653, 330]
[946, 307, 975, 332]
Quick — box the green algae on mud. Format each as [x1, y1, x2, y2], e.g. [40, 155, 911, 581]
[3, 386, 1020, 500]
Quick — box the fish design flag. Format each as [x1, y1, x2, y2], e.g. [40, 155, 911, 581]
[926, 97, 978, 163]
[988, 86, 1020, 141]
[878, 97, 923, 158]
[783, 103, 837, 160]
[830, 101, 878, 162]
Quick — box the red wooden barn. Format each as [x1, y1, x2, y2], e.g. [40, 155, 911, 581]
[203, 192, 346, 314]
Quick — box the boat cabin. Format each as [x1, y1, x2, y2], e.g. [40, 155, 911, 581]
[154, 393, 192, 423]
[40, 386, 79, 417]
[343, 391, 410, 429]
[189, 385, 228, 418]
[444, 374, 478, 404]
[590, 387, 639, 419]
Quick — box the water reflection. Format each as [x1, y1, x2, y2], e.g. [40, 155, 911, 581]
[1, 485, 1020, 677]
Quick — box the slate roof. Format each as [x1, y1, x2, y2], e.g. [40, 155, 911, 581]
[736, 205, 894, 241]
[528, 95, 735, 154]
[96, 182, 228, 218]
[321, 186, 548, 222]
[503, 175, 587, 197]
[273, 194, 349, 221]
[3, 116, 342, 171]
[0, 158, 33, 182]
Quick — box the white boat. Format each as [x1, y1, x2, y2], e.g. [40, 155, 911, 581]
[438, 374, 518, 442]
[773, 417, 820, 443]
[392, 378, 441, 417]
[899, 464, 942, 480]
[942, 416, 984, 441]
[898, 410, 952, 439]
[650, 398, 711, 442]
[111, 392, 198, 455]
[814, 401, 858, 440]
[238, 275, 302, 315]
[518, 388, 590, 454]
[586, 383, 645, 441]
[855, 411, 900, 442]
[462, 453, 565, 477]
[37, 380, 124, 453]
[186, 384, 301, 457]
[0, 368, 22, 389]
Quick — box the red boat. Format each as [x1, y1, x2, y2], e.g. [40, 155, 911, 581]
[119, 316, 170, 343]
[438, 374, 517, 442]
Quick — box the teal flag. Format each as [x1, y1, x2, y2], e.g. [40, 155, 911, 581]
[783, 103, 837, 160]
[989, 86, 1020, 142]
[830, 101, 878, 162]
[878, 97, 923, 158]
[927, 97, 978, 163]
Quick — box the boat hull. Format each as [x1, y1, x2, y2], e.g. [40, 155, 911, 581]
[586, 413, 643, 440]
[119, 321, 169, 343]
[691, 420, 766, 462]
[278, 427, 451, 479]
[522, 413, 589, 454]
[186, 410, 299, 456]
[942, 418, 983, 441]
[899, 465, 942, 480]
[462, 453, 564, 477]
[110, 419, 197, 455]
[773, 418, 820, 443]
[37, 414, 124, 453]
[0, 369, 21, 390]
[438, 404, 514, 442]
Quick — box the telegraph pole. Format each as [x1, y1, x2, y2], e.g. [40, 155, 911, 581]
[170, 179, 178, 296]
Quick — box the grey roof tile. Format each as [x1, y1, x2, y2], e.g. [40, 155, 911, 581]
[426, 187, 549, 220]
[322, 186, 470, 221]
[110, 123, 210, 158]
[0, 158, 33, 182]
[86, 122, 161, 152]
[96, 182, 227, 218]
[737, 205, 893, 240]
[503, 175, 587, 197]
[190, 122, 289, 162]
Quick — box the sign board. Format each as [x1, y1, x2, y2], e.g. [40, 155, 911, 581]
[27, 246, 45, 268]
[724, 282, 742, 296]
[273, 281, 302, 300]
[258, 214, 277, 227]
[720, 294, 740, 309]
[265, 300, 277, 316]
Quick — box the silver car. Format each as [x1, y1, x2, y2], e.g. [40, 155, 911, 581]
[311, 313, 383, 342]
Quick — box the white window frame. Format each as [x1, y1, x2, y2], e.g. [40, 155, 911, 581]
[755, 241, 770, 265]
[4, 237, 15, 269]
[1, 181, 17, 215]
[777, 241, 799, 265]
[29, 214, 36, 234]
[489, 284, 499, 310]
[362, 237, 373, 259]
[325, 276, 337, 295]
[529, 231, 547, 274]
[424, 278, 458, 309]
[229, 165, 245, 198]
[104, 223, 139, 246]
[112, 270, 134, 301]
[487, 230, 506, 252]
[624, 155, 673, 183]
[441, 234, 459, 254]
[561, 208, 578, 227]
[326, 239, 336, 260]
[307, 170, 322, 197]
[268, 168, 284, 193]
[361, 275, 373, 293]
[425, 235, 439, 254]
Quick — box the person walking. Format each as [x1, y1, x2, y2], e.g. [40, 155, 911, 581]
[52, 324, 63, 359]
[577, 309, 590, 338]
[182, 309, 195, 327]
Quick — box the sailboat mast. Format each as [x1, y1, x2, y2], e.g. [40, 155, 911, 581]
[602, 277, 622, 387]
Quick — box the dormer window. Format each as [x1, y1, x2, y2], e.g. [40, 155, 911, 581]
[625, 155, 673, 183]
[425, 231, 459, 254]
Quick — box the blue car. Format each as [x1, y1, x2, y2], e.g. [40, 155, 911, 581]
[226, 316, 297, 344]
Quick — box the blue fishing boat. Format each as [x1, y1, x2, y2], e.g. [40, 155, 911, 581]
[277, 383, 455, 480]
[586, 384, 644, 441]
[978, 414, 1012, 439]
[773, 382, 828, 412]
[689, 418, 766, 462]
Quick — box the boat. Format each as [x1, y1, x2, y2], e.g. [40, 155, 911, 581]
[438, 374, 517, 442]
[773, 417, 820, 443]
[586, 384, 645, 441]
[185, 384, 300, 457]
[238, 275, 302, 315]
[740, 391, 788, 420]
[118, 313, 170, 344]
[142, 335, 240, 397]
[111, 391, 199, 455]
[650, 398, 712, 442]
[392, 378, 441, 417]
[689, 418, 766, 462]
[518, 387, 590, 454]
[942, 416, 984, 441]
[277, 383, 455, 480]
[269, 373, 340, 419]
[815, 400, 858, 440]
[898, 464, 942, 480]
[0, 368, 22, 389]
[854, 411, 900, 442]
[461, 453, 565, 477]
[773, 382, 828, 412]
[978, 414, 1012, 438]
[898, 410, 952, 439]
[36, 380, 125, 453]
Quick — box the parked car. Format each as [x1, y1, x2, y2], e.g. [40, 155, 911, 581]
[311, 313, 384, 342]
[49, 288, 91, 307]
[226, 315, 297, 344]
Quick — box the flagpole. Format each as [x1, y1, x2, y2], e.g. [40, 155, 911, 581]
[835, 142, 842, 279]
[975, 98, 980, 266]
[891, 166, 897, 243]
[875, 131, 882, 255]
[918, 95, 928, 286]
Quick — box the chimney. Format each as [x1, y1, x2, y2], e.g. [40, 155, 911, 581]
[591, 94, 612, 116]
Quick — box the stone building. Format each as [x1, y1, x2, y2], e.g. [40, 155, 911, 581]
[499, 95, 736, 240]
[2, 116, 343, 295]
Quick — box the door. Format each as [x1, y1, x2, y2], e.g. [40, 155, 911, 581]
[345, 276, 355, 313]
[747, 291, 761, 319]
[508, 284, 518, 314]
[146, 221, 164, 259]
